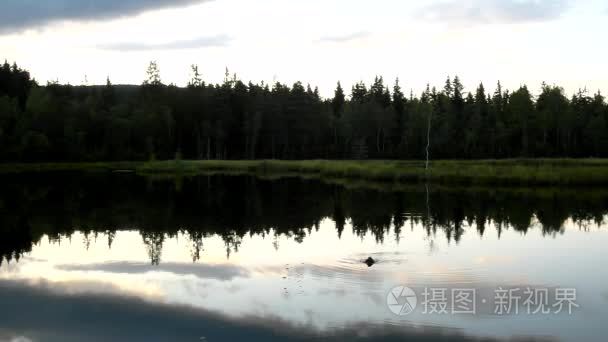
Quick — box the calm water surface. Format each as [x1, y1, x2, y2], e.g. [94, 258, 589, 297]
[1, 173, 608, 342]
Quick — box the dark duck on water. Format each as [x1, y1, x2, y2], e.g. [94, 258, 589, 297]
[364, 257, 376, 267]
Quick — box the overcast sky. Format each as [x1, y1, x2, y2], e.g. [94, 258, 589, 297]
[1, 0, 606, 97]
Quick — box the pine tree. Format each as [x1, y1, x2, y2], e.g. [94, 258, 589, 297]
[101, 76, 115, 110]
[351, 81, 367, 103]
[189, 64, 202, 88]
[144, 61, 162, 86]
[509, 86, 535, 157]
[392, 78, 407, 153]
[443, 76, 453, 98]
[332, 82, 345, 118]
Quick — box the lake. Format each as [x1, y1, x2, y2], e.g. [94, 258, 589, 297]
[1, 172, 607, 342]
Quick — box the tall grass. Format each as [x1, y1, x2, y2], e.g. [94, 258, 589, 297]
[3, 159, 608, 186]
[137, 159, 608, 185]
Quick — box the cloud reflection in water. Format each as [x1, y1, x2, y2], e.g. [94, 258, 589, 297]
[0, 279, 550, 342]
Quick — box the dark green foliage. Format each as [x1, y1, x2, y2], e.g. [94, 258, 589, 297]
[0, 60, 607, 162]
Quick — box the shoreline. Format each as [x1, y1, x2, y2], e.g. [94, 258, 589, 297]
[2, 159, 608, 186]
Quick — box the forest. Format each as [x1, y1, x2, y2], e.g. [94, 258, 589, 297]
[1, 60, 607, 162]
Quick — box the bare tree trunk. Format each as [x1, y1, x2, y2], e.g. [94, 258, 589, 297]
[426, 112, 432, 170]
[426, 183, 431, 229]
[245, 136, 249, 160]
[195, 130, 201, 159]
[382, 135, 385, 153]
[334, 127, 338, 148]
[271, 136, 275, 159]
[251, 129, 258, 160]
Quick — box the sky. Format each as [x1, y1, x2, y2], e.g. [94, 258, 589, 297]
[0, 0, 607, 98]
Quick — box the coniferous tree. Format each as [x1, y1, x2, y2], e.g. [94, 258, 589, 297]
[144, 61, 162, 86]
[509, 86, 535, 157]
[0, 59, 606, 162]
[331, 82, 346, 153]
[392, 78, 407, 155]
[188, 64, 203, 88]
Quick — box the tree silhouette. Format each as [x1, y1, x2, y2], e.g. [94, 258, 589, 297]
[0, 59, 606, 162]
[144, 61, 162, 86]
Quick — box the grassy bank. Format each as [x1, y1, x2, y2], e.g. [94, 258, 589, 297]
[2, 159, 608, 186]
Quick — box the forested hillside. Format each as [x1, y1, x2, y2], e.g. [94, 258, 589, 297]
[1, 60, 607, 161]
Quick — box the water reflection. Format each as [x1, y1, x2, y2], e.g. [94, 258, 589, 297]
[56, 261, 250, 281]
[0, 173, 606, 265]
[1, 279, 539, 342]
[1, 173, 608, 341]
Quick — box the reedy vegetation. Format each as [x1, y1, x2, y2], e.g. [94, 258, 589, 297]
[3, 159, 608, 186]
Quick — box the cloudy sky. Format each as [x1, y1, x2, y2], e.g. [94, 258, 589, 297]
[1, 0, 606, 97]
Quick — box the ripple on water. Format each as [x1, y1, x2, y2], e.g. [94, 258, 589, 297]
[304, 257, 397, 288]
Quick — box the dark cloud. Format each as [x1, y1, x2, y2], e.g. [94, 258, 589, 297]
[97, 35, 231, 51]
[318, 31, 369, 43]
[56, 260, 248, 280]
[417, 0, 570, 25]
[0, 0, 213, 33]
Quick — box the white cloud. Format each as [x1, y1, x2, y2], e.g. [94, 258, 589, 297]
[417, 0, 571, 25]
[318, 32, 370, 44]
[98, 35, 232, 51]
[0, 0, 605, 98]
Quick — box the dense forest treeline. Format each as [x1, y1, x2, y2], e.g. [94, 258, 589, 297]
[1, 60, 607, 161]
[1, 174, 606, 265]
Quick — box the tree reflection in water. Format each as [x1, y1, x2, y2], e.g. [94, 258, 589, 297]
[1, 173, 606, 265]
